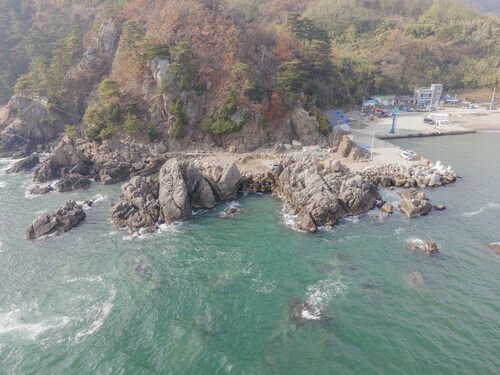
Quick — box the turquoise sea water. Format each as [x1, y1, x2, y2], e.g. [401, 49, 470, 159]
[0, 133, 499, 374]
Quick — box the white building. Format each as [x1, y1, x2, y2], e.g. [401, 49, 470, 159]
[414, 84, 443, 107]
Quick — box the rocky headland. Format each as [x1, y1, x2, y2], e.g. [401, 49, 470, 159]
[24, 199, 86, 240]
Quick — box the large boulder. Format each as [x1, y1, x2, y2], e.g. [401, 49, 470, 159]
[181, 162, 216, 209]
[110, 176, 160, 230]
[399, 189, 432, 218]
[337, 135, 353, 158]
[158, 159, 192, 223]
[199, 163, 242, 201]
[24, 199, 85, 240]
[289, 108, 321, 146]
[6, 155, 39, 174]
[34, 136, 90, 182]
[54, 173, 92, 192]
[274, 155, 376, 228]
[486, 243, 500, 255]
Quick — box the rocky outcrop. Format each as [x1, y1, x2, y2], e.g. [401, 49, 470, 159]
[360, 161, 457, 188]
[29, 184, 54, 195]
[399, 189, 432, 218]
[33, 136, 165, 188]
[158, 159, 193, 223]
[410, 240, 439, 255]
[80, 19, 121, 68]
[200, 163, 242, 201]
[34, 136, 90, 182]
[24, 199, 85, 240]
[289, 108, 321, 146]
[0, 96, 67, 157]
[54, 173, 92, 192]
[486, 243, 500, 255]
[220, 206, 240, 219]
[6, 155, 39, 174]
[110, 176, 160, 230]
[337, 135, 353, 158]
[274, 155, 377, 232]
[380, 202, 394, 214]
[111, 159, 224, 230]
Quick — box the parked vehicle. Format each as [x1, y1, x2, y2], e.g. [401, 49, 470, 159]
[270, 163, 280, 171]
[400, 150, 417, 160]
[423, 117, 435, 125]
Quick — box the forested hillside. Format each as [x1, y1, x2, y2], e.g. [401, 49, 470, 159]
[0, 0, 498, 151]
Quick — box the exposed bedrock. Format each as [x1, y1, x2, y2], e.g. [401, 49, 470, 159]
[24, 199, 86, 240]
[6, 154, 40, 174]
[398, 189, 432, 218]
[273, 156, 377, 232]
[110, 159, 242, 230]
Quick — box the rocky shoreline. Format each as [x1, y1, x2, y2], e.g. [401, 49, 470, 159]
[18, 132, 456, 238]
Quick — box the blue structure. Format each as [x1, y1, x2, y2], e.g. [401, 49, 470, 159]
[324, 109, 350, 132]
[390, 113, 398, 134]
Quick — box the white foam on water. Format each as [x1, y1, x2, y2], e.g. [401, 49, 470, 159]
[306, 278, 347, 311]
[394, 227, 405, 235]
[74, 286, 116, 343]
[0, 181, 5, 188]
[280, 204, 301, 231]
[122, 221, 183, 240]
[407, 237, 424, 246]
[0, 307, 72, 340]
[301, 309, 322, 320]
[62, 275, 104, 284]
[463, 202, 500, 217]
[343, 215, 360, 224]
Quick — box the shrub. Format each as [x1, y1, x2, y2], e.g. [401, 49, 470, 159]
[123, 113, 141, 134]
[146, 121, 159, 142]
[169, 97, 188, 139]
[64, 124, 77, 140]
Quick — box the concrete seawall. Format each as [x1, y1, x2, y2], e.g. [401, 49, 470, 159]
[377, 129, 476, 140]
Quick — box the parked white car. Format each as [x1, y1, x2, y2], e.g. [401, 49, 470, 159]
[400, 150, 417, 161]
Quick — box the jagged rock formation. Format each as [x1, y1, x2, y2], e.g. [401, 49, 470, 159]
[32, 136, 165, 190]
[24, 199, 86, 240]
[110, 176, 160, 231]
[273, 155, 377, 232]
[6, 155, 39, 174]
[486, 243, 500, 254]
[111, 154, 378, 233]
[399, 189, 433, 218]
[0, 96, 68, 157]
[110, 159, 243, 230]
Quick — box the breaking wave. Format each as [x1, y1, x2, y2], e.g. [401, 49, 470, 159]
[463, 202, 500, 217]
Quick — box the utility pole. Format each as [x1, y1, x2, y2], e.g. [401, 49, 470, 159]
[370, 131, 375, 160]
[489, 87, 496, 111]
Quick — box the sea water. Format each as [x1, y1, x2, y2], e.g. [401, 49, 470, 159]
[0, 133, 498, 374]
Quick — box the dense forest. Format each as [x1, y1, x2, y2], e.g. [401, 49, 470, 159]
[0, 0, 498, 147]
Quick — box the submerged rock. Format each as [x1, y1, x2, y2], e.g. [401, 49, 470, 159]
[29, 184, 53, 195]
[6, 155, 39, 174]
[380, 202, 394, 214]
[220, 206, 240, 219]
[24, 199, 85, 240]
[289, 299, 331, 325]
[486, 243, 500, 255]
[409, 240, 439, 255]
